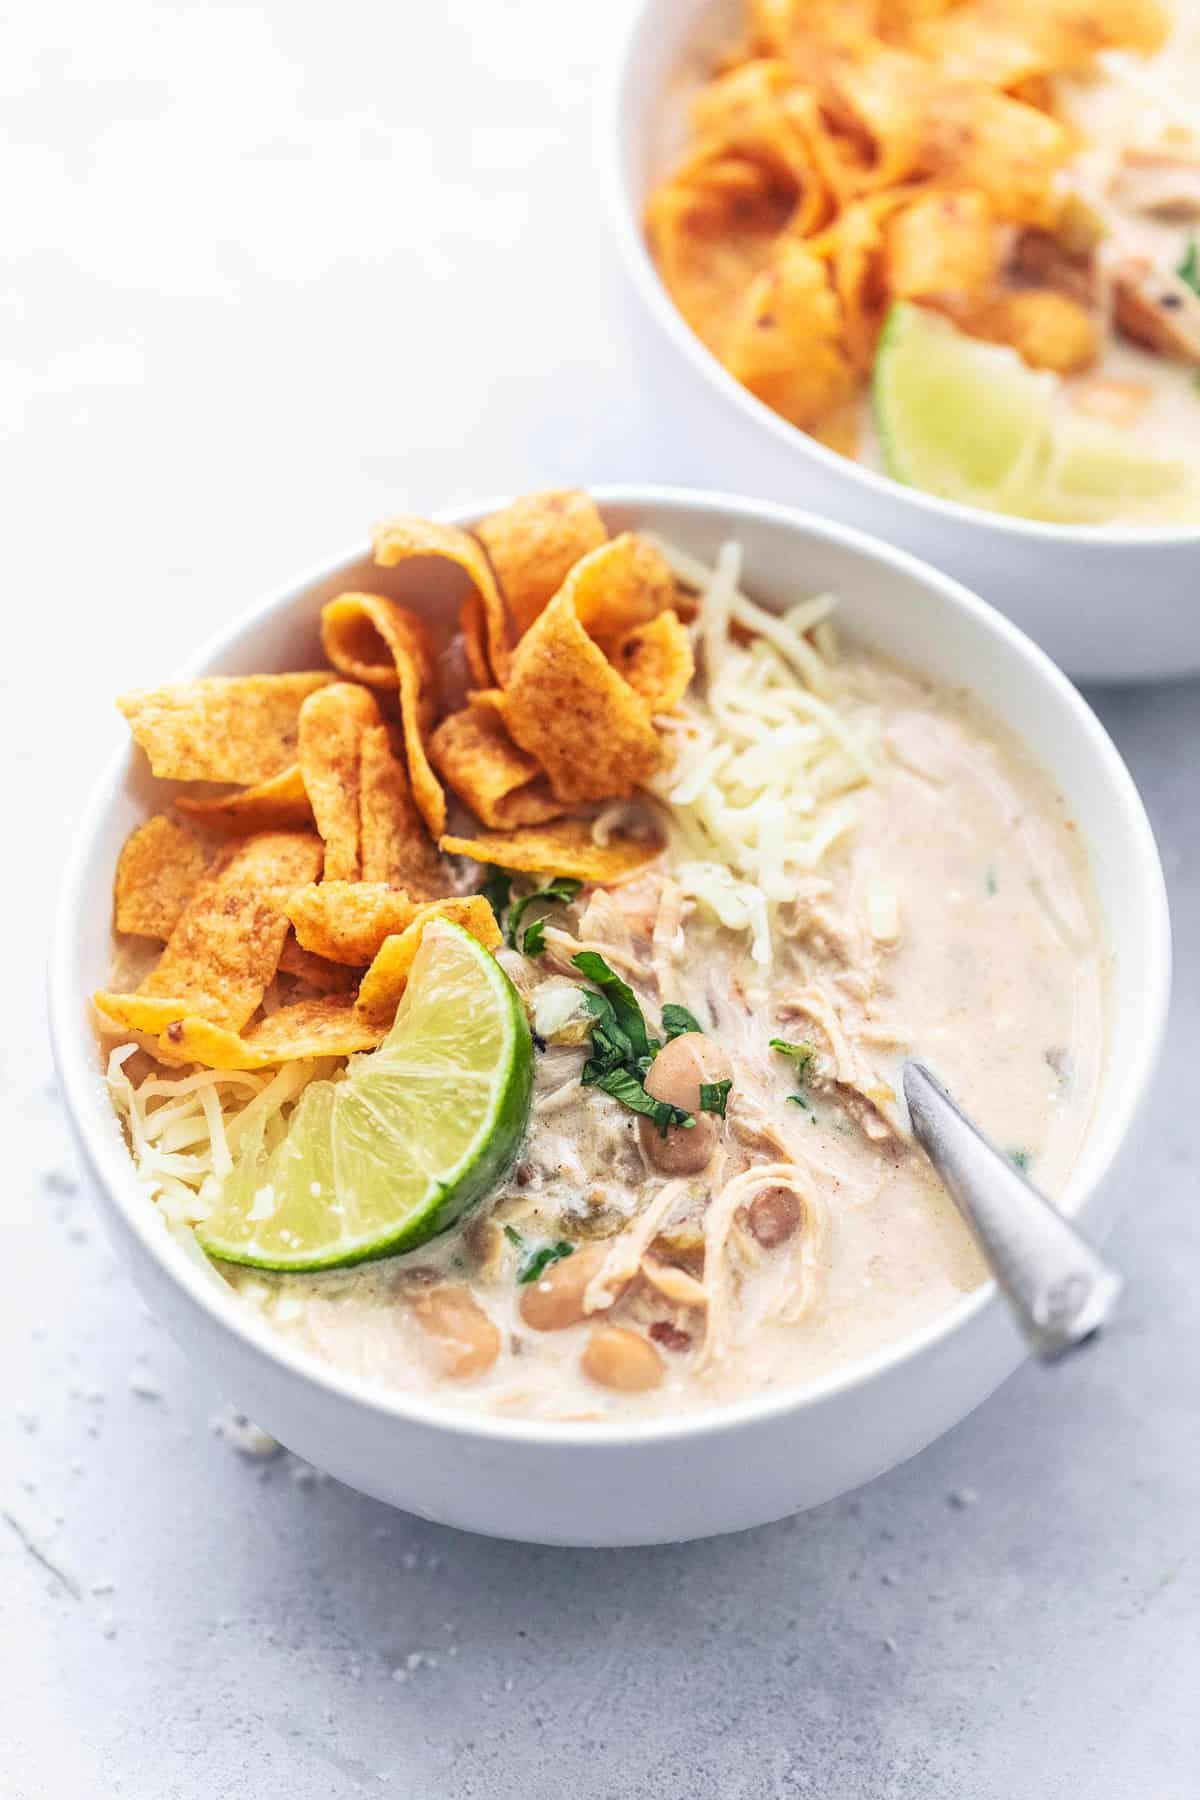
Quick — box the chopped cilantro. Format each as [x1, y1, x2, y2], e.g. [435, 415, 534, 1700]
[502, 1223, 525, 1249]
[573, 951, 656, 1062]
[481, 866, 514, 929]
[521, 918, 548, 956]
[517, 1241, 575, 1285]
[1008, 1148, 1032, 1174]
[572, 951, 696, 1135]
[507, 876, 582, 954]
[592, 1066, 693, 1137]
[1178, 237, 1200, 297]
[577, 988, 648, 1079]
[699, 1078, 732, 1117]
[661, 1002, 703, 1041]
[772, 1038, 817, 1113]
[985, 867, 997, 897]
[770, 1038, 816, 1077]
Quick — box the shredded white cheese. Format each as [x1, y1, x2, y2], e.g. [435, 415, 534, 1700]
[105, 1044, 324, 1227]
[645, 538, 876, 967]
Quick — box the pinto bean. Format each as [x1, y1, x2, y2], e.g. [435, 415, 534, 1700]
[410, 1284, 500, 1379]
[640, 1032, 733, 1175]
[581, 1326, 665, 1392]
[640, 1109, 720, 1175]
[746, 1185, 801, 1249]
[518, 1243, 616, 1331]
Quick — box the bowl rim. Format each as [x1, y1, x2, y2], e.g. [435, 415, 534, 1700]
[49, 483, 1172, 1451]
[601, 0, 1200, 551]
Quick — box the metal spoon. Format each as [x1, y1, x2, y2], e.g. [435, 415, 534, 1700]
[902, 1059, 1122, 1361]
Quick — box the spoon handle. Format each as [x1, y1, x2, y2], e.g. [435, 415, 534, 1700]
[902, 1060, 1122, 1361]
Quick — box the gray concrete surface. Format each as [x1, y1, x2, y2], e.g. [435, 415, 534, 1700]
[4, 3, 1198, 1793]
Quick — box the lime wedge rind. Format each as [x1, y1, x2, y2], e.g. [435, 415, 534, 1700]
[196, 920, 533, 1272]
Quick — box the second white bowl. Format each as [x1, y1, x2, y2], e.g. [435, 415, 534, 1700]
[605, 0, 1200, 684]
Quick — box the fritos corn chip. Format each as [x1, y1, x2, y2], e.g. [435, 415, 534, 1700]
[564, 535, 677, 651]
[320, 593, 445, 839]
[460, 593, 493, 689]
[286, 882, 422, 967]
[610, 612, 695, 715]
[117, 674, 335, 784]
[907, 0, 1169, 89]
[724, 240, 855, 429]
[430, 695, 562, 830]
[920, 88, 1073, 228]
[960, 289, 1099, 374]
[884, 190, 998, 303]
[813, 198, 886, 373]
[277, 935, 358, 992]
[475, 490, 608, 635]
[176, 766, 313, 833]
[746, 0, 879, 54]
[359, 723, 451, 894]
[688, 63, 831, 215]
[815, 44, 930, 198]
[646, 154, 798, 354]
[297, 681, 382, 882]
[499, 578, 664, 804]
[439, 820, 662, 883]
[114, 815, 210, 940]
[355, 897, 503, 1025]
[371, 515, 513, 685]
[94, 993, 383, 1070]
[134, 830, 323, 1030]
[239, 995, 384, 1062]
[320, 593, 433, 711]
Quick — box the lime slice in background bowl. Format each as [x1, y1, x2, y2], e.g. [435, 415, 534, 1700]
[873, 300, 1197, 525]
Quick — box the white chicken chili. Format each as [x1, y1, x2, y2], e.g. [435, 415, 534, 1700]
[645, 2, 1200, 524]
[118, 543, 1106, 1422]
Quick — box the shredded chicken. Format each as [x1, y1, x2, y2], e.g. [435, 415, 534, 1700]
[576, 889, 634, 959]
[727, 1091, 796, 1160]
[540, 924, 647, 980]
[534, 1079, 589, 1118]
[856, 1020, 912, 1050]
[651, 875, 685, 998]
[776, 982, 906, 1141]
[696, 1161, 826, 1372]
[583, 1178, 690, 1315]
[1112, 256, 1200, 362]
[755, 1179, 828, 1330]
[640, 1254, 708, 1309]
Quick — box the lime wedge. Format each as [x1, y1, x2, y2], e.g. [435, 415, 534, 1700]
[1044, 422, 1196, 524]
[197, 918, 533, 1270]
[873, 301, 1197, 524]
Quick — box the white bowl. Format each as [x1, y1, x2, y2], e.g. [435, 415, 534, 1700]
[605, 0, 1200, 685]
[49, 487, 1169, 1546]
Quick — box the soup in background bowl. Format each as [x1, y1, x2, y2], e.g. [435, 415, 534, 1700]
[607, 0, 1200, 682]
[50, 488, 1169, 1544]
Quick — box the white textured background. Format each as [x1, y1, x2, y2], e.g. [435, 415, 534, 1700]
[5, 2, 1199, 1795]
